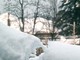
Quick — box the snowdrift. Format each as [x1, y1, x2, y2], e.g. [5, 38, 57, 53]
[0, 22, 43, 60]
[38, 41, 80, 60]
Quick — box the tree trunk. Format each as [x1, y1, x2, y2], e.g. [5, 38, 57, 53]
[32, 17, 37, 34]
[20, 0, 24, 32]
[51, 17, 56, 40]
[32, 0, 39, 34]
[51, 0, 57, 40]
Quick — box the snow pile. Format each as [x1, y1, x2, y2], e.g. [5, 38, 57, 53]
[59, 36, 80, 44]
[38, 41, 80, 60]
[60, 36, 66, 42]
[0, 22, 44, 60]
[29, 56, 39, 60]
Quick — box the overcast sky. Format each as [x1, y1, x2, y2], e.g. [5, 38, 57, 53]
[0, 0, 62, 14]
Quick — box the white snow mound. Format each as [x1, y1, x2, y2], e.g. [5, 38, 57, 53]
[38, 41, 80, 60]
[0, 22, 43, 60]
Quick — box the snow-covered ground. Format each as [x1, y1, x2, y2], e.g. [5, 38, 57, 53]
[33, 41, 80, 60]
[30, 40, 80, 60]
[0, 22, 44, 60]
[1, 21, 80, 60]
[59, 36, 80, 44]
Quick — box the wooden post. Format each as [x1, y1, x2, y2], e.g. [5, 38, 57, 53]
[73, 21, 75, 44]
[7, 0, 11, 26]
[7, 13, 11, 26]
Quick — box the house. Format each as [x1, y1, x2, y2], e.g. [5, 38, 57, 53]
[0, 13, 58, 42]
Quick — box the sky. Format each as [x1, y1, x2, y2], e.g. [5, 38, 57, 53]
[0, 0, 62, 14]
[0, 0, 4, 13]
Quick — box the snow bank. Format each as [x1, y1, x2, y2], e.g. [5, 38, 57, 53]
[59, 36, 80, 44]
[0, 22, 43, 60]
[38, 41, 80, 60]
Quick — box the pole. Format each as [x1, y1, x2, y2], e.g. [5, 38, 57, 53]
[7, 0, 11, 26]
[73, 21, 75, 44]
[7, 13, 10, 26]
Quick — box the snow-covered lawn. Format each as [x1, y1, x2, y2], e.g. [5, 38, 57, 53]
[0, 22, 44, 60]
[36, 41, 80, 60]
[29, 40, 80, 60]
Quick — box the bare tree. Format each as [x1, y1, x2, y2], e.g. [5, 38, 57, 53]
[18, 0, 24, 32]
[48, 0, 58, 40]
[32, 0, 40, 34]
[32, 0, 50, 34]
[4, 0, 29, 32]
[4, 0, 54, 34]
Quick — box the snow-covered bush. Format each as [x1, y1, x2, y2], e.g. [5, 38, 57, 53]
[0, 22, 44, 60]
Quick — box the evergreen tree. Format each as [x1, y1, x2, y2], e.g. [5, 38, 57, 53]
[57, 0, 80, 35]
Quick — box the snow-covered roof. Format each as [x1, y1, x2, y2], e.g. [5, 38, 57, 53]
[0, 13, 18, 21]
[0, 13, 19, 30]
[24, 17, 53, 34]
[0, 13, 60, 34]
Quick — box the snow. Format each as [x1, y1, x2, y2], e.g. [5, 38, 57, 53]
[37, 41, 80, 60]
[59, 36, 80, 44]
[1, 21, 80, 60]
[29, 56, 39, 60]
[0, 22, 44, 60]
